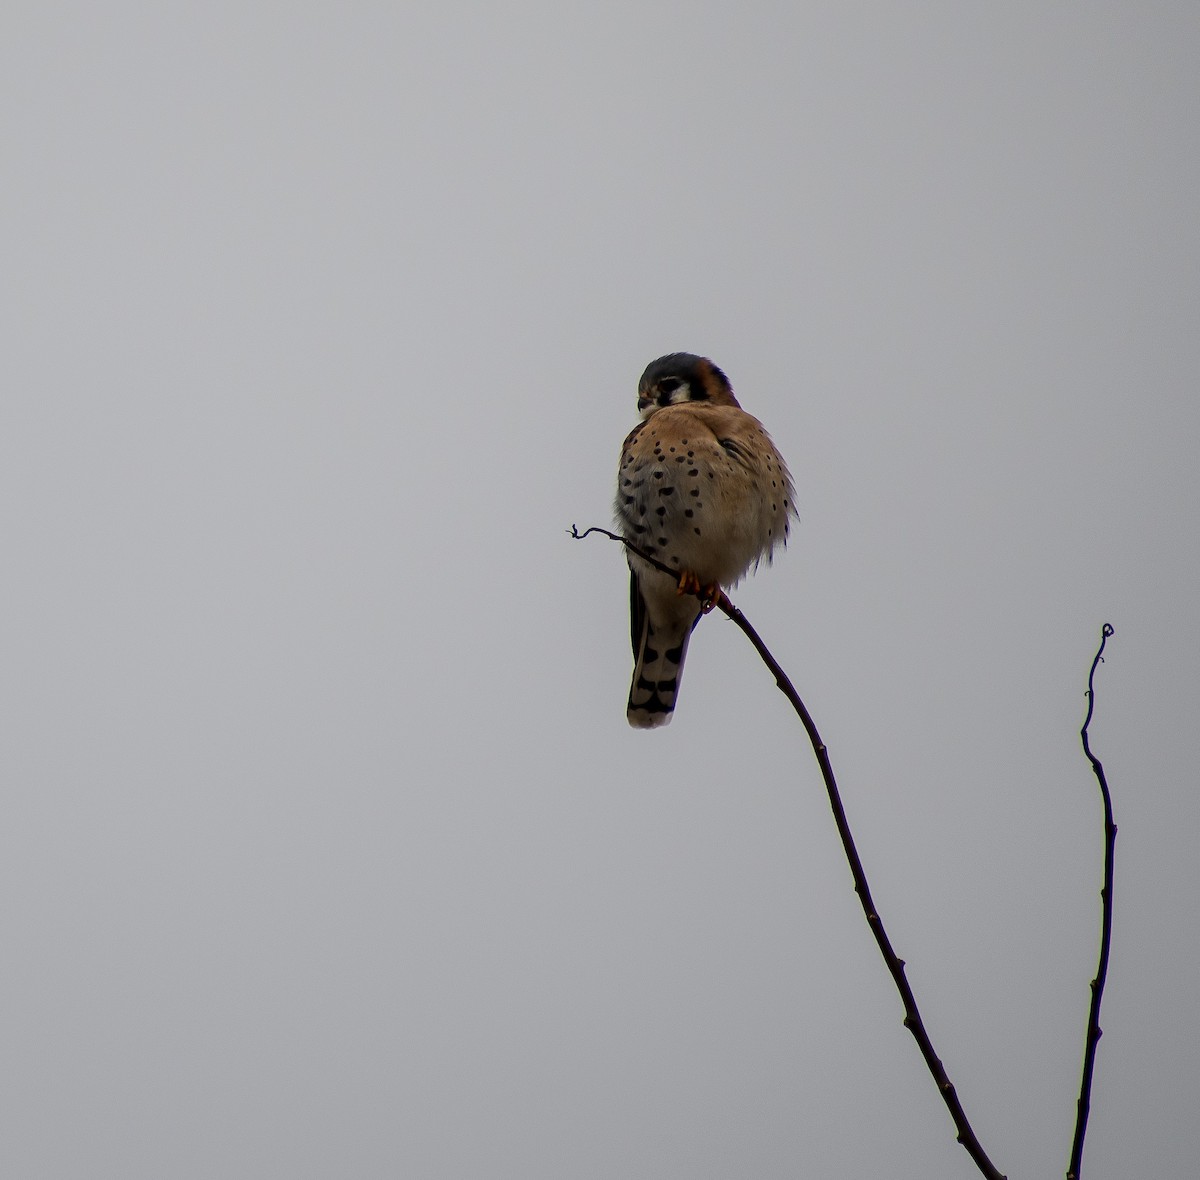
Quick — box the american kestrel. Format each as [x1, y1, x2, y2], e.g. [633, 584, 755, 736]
[615, 353, 796, 728]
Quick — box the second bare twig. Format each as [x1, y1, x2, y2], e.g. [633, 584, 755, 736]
[1067, 624, 1117, 1180]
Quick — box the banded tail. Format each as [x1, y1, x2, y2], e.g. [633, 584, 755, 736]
[626, 573, 702, 728]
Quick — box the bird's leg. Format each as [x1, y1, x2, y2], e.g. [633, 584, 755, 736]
[676, 570, 723, 613]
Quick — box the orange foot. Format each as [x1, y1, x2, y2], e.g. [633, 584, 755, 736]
[676, 571, 722, 613]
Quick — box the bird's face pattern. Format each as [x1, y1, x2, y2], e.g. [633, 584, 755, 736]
[615, 353, 796, 728]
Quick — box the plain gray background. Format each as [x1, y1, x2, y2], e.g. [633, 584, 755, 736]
[3, 4, 1197, 1177]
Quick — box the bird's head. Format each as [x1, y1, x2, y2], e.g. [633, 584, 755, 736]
[636, 353, 740, 419]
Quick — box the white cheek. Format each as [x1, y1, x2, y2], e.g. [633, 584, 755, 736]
[637, 382, 693, 419]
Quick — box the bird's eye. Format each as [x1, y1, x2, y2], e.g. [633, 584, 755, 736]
[658, 378, 682, 394]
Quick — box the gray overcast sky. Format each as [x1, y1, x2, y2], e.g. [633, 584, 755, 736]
[3, 4, 1197, 1178]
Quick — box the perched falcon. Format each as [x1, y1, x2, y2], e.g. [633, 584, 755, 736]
[615, 353, 797, 728]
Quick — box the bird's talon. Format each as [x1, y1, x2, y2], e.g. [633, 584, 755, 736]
[676, 570, 720, 611]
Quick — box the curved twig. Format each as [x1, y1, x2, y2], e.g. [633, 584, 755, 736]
[1067, 624, 1117, 1180]
[572, 523, 1007, 1179]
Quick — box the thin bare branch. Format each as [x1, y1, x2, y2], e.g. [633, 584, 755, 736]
[572, 522, 1007, 1179]
[1067, 623, 1117, 1180]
